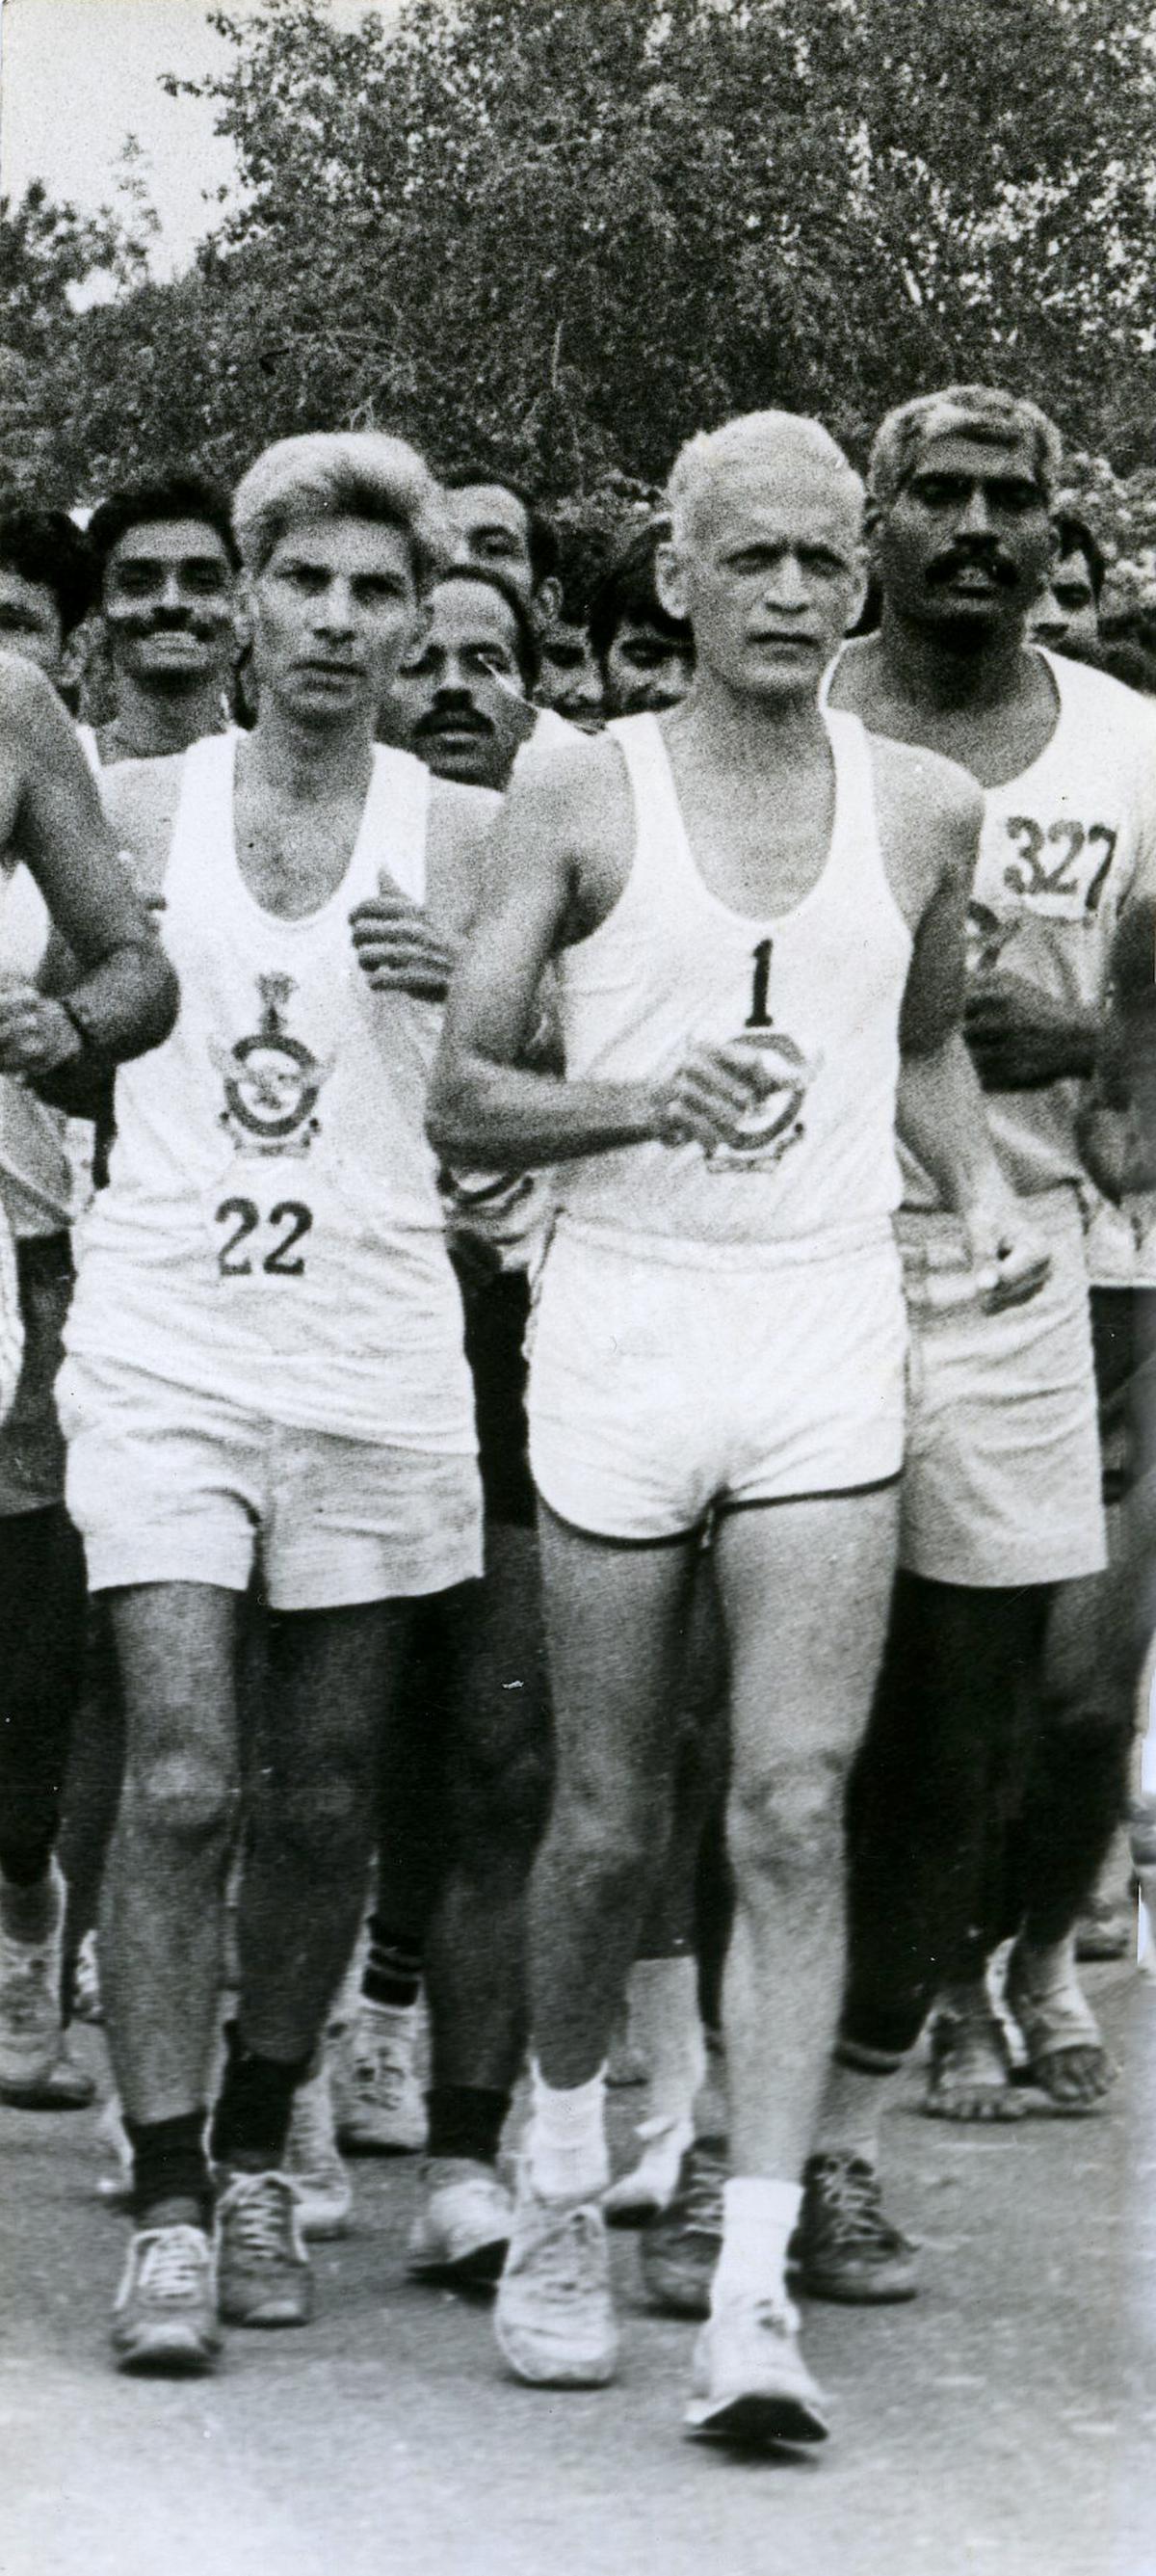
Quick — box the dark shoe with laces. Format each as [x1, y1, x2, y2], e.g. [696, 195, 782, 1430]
[216, 2170, 312, 2327]
[640, 2134, 725, 2319]
[798, 2151, 918, 2303]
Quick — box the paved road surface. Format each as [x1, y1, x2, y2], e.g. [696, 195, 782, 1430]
[1, 1962, 1151, 2576]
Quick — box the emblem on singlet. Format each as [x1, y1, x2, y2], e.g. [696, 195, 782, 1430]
[707, 939, 816, 1171]
[213, 973, 333, 1157]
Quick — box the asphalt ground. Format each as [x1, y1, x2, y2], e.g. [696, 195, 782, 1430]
[0, 1960, 1151, 2576]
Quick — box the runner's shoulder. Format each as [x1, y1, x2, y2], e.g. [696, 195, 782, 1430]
[870, 731, 983, 884]
[98, 754, 185, 868]
[503, 724, 629, 842]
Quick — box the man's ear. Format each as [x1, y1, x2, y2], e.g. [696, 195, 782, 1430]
[533, 572, 564, 624]
[655, 541, 688, 624]
[233, 579, 256, 656]
[401, 598, 433, 665]
[846, 544, 870, 634]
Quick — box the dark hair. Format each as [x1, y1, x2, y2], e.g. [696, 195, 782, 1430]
[0, 507, 98, 639]
[588, 522, 691, 670]
[431, 563, 540, 692]
[441, 466, 559, 591]
[87, 469, 240, 580]
[1052, 512, 1107, 601]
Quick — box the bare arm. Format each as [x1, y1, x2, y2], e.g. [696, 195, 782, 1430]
[428, 747, 774, 1170]
[0, 666, 177, 1092]
[897, 794, 1049, 1306]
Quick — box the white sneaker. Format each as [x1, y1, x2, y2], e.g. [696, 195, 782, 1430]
[285, 2049, 352, 2240]
[685, 2295, 829, 2448]
[112, 2223, 221, 2374]
[494, 2186, 618, 2387]
[604, 2114, 693, 2223]
[336, 2002, 426, 2154]
[407, 2157, 512, 2285]
[0, 1864, 65, 2097]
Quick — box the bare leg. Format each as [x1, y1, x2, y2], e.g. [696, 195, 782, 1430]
[237, 1599, 417, 2063]
[424, 1533, 552, 2097]
[713, 1487, 900, 2182]
[527, 1508, 699, 2090]
[100, 1581, 242, 2124]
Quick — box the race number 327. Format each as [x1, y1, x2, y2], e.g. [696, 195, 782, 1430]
[215, 1196, 313, 1278]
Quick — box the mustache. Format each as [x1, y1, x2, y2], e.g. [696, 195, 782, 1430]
[105, 606, 234, 642]
[413, 704, 493, 736]
[927, 544, 1017, 589]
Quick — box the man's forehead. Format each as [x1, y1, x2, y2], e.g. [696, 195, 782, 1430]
[266, 516, 413, 572]
[449, 486, 531, 544]
[109, 518, 233, 568]
[692, 461, 861, 548]
[430, 578, 519, 648]
[906, 430, 1043, 489]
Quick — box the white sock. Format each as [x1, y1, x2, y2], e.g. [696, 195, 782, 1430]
[526, 2062, 609, 2205]
[812, 2056, 900, 2169]
[626, 1956, 707, 2132]
[711, 2176, 801, 2314]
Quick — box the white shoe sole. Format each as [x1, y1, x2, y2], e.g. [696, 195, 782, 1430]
[494, 2303, 618, 2387]
[113, 2319, 221, 2375]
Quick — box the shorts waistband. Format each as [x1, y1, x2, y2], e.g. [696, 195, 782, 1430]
[552, 1215, 897, 1274]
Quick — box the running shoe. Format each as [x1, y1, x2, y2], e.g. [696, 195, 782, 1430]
[70, 1928, 104, 2025]
[407, 2157, 512, 2285]
[215, 2171, 312, 2327]
[685, 2295, 829, 2449]
[284, 2050, 353, 2240]
[6, 2031, 96, 2111]
[336, 2001, 427, 2155]
[111, 2223, 221, 2374]
[604, 2114, 693, 2225]
[494, 2186, 618, 2386]
[639, 2134, 725, 2317]
[0, 1866, 66, 2098]
[798, 2152, 918, 2303]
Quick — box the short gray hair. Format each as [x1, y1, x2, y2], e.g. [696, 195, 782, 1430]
[869, 386, 1062, 509]
[233, 431, 453, 586]
[665, 412, 864, 550]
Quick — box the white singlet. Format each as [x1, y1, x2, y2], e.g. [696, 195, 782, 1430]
[551, 709, 912, 1255]
[66, 732, 475, 1451]
[906, 649, 1156, 1208]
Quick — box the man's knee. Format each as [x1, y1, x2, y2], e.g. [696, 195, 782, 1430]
[542, 1778, 661, 1907]
[123, 1742, 238, 1851]
[729, 1748, 847, 1888]
[264, 1758, 378, 1862]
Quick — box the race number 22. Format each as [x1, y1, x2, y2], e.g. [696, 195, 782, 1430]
[216, 1197, 313, 1278]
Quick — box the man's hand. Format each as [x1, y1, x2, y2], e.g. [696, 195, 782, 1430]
[651, 1041, 778, 1153]
[965, 971, 1096, 1090]
[350, 884, 458, 1002]
[0, 982, 82, 1077]
[960, 1193, 1052, 1313]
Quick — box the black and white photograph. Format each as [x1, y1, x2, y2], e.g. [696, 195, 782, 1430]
[0, 4, 1152, 2569]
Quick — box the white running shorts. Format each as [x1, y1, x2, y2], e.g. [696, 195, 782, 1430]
[57, 1352, 483, 1608]
[897, 1188, 1105, 1589]
[528, 1221, 906, 1543]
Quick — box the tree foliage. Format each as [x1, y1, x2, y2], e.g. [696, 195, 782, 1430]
[10, 0, 1156, 502]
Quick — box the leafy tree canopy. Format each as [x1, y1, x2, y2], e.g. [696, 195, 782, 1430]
[9, 0, 1156, 504]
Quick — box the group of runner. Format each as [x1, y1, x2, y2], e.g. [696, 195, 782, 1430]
[0, 382, 1153, 2456]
